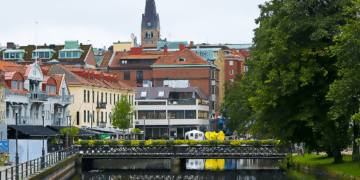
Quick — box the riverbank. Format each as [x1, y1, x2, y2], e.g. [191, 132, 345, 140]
[290, 154, 360, 179]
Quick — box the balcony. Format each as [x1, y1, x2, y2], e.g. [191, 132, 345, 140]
[30, 91, 48, 102]
[52, 117, 66, 126]
[18, 116, 34, 125]
[96, 101, 106, 109]
[5, 88, 9, 98]
[168, 99, 196, 105]
[62, 95, 74, 104]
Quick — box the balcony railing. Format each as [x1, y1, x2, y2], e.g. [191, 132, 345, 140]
[168, 99, 196, 105]
[62, 95, 74, 104]
[52, 117, 66, 126]
[97, 121, 107, 128]
[198, 99, 209, 106]
[96, 101, 106, 109]
[18, 116, 34, 125]
[30, 91, 48, 101]
[5, 88, 9, 98]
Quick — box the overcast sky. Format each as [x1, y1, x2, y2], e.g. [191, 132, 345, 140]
[0, 0, 267, 48]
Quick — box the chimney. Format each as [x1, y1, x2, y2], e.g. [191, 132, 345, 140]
[7, 42, 14, 49]
[116, 51, 120, 55]
[164, 45, 168, 53]
[80, 43, 82, 46]
[190, 41, 194, 46]
[179, 44, 185, 51]
[44, 43, 46, 47]
[130, 47, 143, 55]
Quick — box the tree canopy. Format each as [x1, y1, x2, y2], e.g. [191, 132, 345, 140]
[112, 94, 135, 138]
[221, 0, 353, 163]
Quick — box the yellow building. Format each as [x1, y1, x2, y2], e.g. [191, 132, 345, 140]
[113, 34, 138, 52]
[47, 65, 136, 132]
[213, 50, 225, 105]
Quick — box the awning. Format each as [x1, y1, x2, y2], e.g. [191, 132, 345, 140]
[8, 125, 59, 136]
[46, 126, 93, 136]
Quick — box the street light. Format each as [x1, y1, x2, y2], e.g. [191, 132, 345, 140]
[126, 115, 129, 140]
[168, 116, 170, 140]
[12, 105, 20, 180]
[90, 113, 93, 140]
[109, 113, 112, 140]
[143, 116, 146, 140]
[41, 110, 45, 169]
[68, 115, 72, 151]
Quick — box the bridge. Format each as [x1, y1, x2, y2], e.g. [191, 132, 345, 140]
[78, 145, 292, 159]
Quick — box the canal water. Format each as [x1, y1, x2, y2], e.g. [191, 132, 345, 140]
[67, 159, 316, 180]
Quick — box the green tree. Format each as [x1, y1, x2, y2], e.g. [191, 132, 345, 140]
[60, 127, 79, 146]
[327, 0, 360, 160]
[222, 0, 352, 163]
[131, 128, 142, 140]
[112, 94, 135, 139]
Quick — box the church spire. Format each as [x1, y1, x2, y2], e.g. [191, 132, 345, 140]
[145, 0, 157, 16]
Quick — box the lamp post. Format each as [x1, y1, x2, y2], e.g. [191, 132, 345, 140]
[68, 115, 72, 151]
[168, 116, 170, 140]
[14, 106, 19, 180]
[58, 116, 61, 161]
[90, 113, 93, 140]
[109, 113, 112, 140]
[66, 115, 68, 152]
[126, 115, 129, 140]
[41, 110, 45, 169]
[143, 116, 146, 140]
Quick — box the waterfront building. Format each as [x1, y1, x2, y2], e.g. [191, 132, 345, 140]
[46, 65, 136, 131]
[0, 41, 97, 67]
[134, 87, 210, 139]
[141, 0, 161, 48]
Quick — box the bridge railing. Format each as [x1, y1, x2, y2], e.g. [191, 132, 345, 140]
[0, 149, 78, 180]
[78, 145, 292, 158]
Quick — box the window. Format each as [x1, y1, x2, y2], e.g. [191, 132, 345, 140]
[67, 52, 72, 57]
[136, 71, 143, 83]
[87, 111, 90, 122]
[212, 101, 216, 110]
[158, 91, 164, 97]
[151, 31, 153, 37]
[16, 53, 21, 58]
[121, 60, 127, 64]
[46, 85, 49, 93]
[124, 71, 130, 80]
[230, 69, 234, 75]
[113, 94, 115, 104]
[105, 112, 107, 123]
[84, 110, 86, 122]
[73, 52, 78, 57]
[19, 81, 23, 90]
[101, 92, 103, 102]
[60, 52, 65, 58]
[155, 110, 166, 119]
[168, 110, 185, 119]
[117, 94, 119, 102]
[212, 85, 216, 95]
[244, 66, 249, 72]
[101, 112, 103, 122]
[105, 93, 107, 104]
[141, 91, 147, 97]
[84, 90, 86, 102]
[230, 79, 234, 84]
[229, 60, 234, 66]
[93, 111, 95, 122]
[4, 53, 9, 58]
[93, 91, 94, 103]
[50, 85, 56, 94]
[178, 58, 185, 62]
[198, 111, 208, 119]
[45, 52, 49, 58]
[138, 101, 166, 105]
[213, 51, 218, 57]
[138, 111, 155, 119]
[211, 69, 215, 79]
[39, 52, 44, 58]
[100, 77, 103, 82]
[10, 53, 15, 58]
[87, 90, 90, 103]
[110, 93, 112, 104]
[185, 110, 196, 119]
[11, 80, 18, 90]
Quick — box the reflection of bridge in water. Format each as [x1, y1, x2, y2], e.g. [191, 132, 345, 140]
[79, 145, 292, 159]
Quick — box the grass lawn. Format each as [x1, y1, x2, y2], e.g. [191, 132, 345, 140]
[293, 154, 360, 177]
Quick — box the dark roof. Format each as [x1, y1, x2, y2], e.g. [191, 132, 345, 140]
[8, 125, 59, 136]
[46, 126, 93, 136]
[142, 0, 159, 30]
[133, 87, 207, 99]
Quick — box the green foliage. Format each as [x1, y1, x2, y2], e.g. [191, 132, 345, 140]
[111, 94, 135, 136]
[60, 127, 79, 137]
[130, 128, 141, 135]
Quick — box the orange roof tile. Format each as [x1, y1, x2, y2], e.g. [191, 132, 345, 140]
[0, 61, 18, 71]
[153, 48, 210, 66]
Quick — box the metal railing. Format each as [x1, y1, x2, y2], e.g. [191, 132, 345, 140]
[168, 99, 196, 105]
[96, 101, 106, 109]
[18, 116, 34, 125]
[30, 91, 48, 101]
[0, 149, 77, 180]
[51, 117, 66, 126]
[62, 95, 74, 104]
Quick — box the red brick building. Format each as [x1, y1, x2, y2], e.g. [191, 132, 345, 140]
[224, 49, 250, 84]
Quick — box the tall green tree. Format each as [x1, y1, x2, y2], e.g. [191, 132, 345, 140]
[60, 127, 79, 146]
[112, 94, 135, 139]
[222, 0, 352, 163]
[327, 0, 360, 160]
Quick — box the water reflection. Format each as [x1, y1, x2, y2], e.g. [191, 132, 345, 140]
[187, 159, 281, 171]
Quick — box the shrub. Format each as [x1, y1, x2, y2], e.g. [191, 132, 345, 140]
[124, 140, 131, 146]
[245, 140, 254, 145]
[230, 140, 243, 146]
[187, 140, 200, 145]
[131, 140, 139, 146]
[139, 140, 145, 146]
[254, 140, 262, 146]
[117, 140, 124, 145]
[166, 140, 174, 146]
[104, 140, 111, 145]
[88, 140, 95, 146]
[200, 141, 210, 145]
[154, 140, 166, 145]
[145, 140, 153, 146]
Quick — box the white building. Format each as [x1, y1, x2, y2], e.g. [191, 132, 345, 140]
[133, 87, 210, 139]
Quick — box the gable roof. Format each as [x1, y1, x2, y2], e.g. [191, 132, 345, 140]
[0, 61, 18, 71]
[152, 48, 212, 66]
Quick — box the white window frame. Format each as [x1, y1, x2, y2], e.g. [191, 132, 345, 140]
[229, 60, 234, 66]
[158, 91, 165, 97]
[229, 69, 234, 75]
[141, 91, 147, 97]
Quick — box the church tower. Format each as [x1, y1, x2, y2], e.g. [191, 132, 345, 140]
[141, 0, 160, 48]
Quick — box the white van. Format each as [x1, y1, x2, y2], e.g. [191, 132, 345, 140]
[185, 130, 205, 140]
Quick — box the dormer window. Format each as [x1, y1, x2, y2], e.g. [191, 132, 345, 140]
[11, 80, 18, 90]
[32, 49, 55, 59]
[178, 58, 186, 62]
[158, 91, 164, 97]
[3, 49, 25, 60]
[100, 77, 103, 82]
[140, 91, 147, 98]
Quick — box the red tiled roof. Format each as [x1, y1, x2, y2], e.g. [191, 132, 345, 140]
[9, 88, 30, 94]
[153, 48, 210, 66]
[239, 49, 250, 57]
[51, 75, 64, 94]
[0, 61, 18, 71]
[3, 66, 27, 75]
[99, 51, 114, 68]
